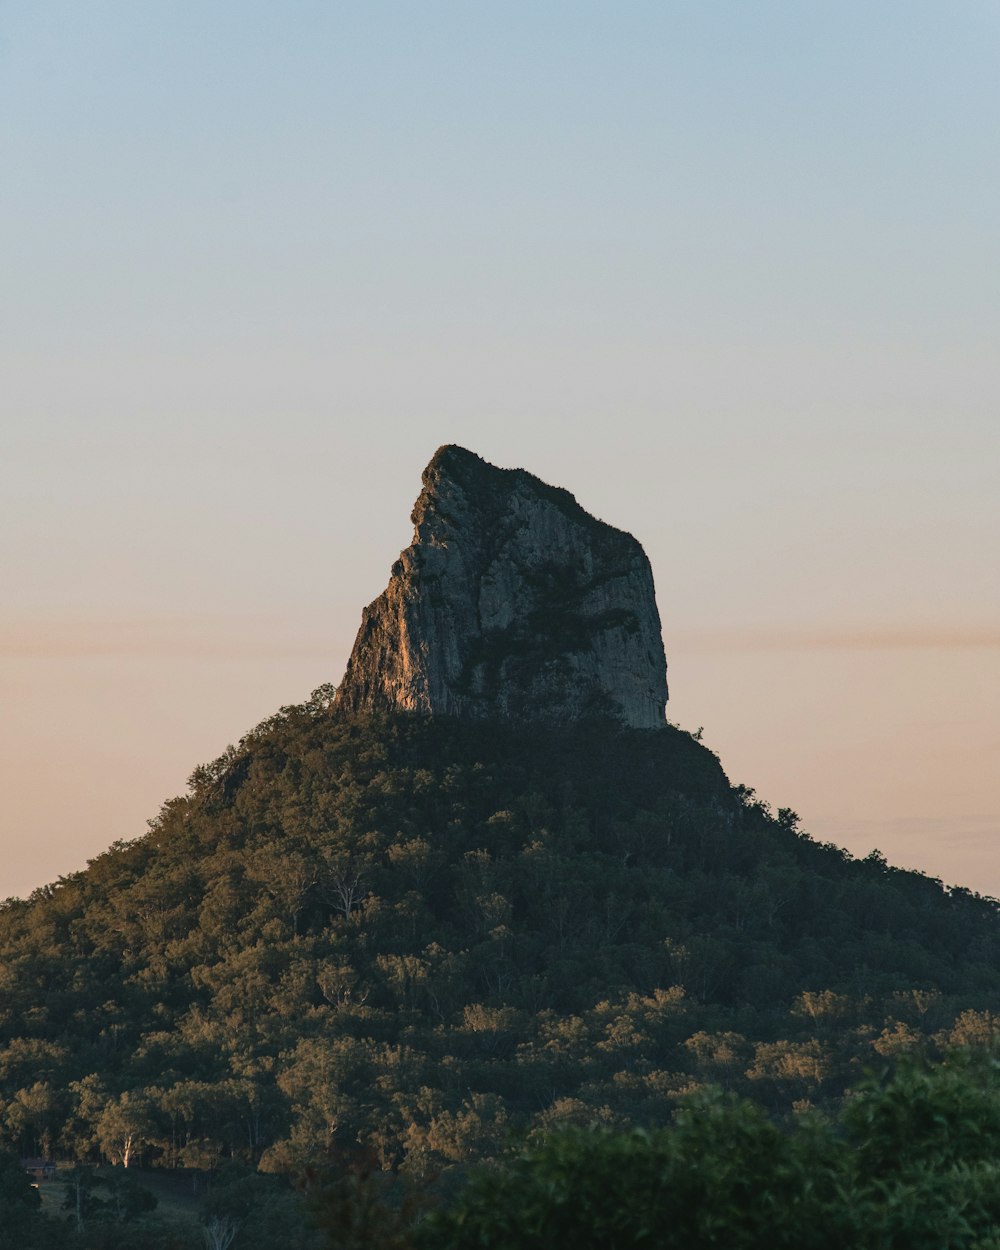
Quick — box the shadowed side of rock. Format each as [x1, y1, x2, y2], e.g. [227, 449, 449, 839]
[334, 445, 669, 728]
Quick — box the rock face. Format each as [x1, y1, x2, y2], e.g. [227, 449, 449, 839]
[334, 446, 668, 728]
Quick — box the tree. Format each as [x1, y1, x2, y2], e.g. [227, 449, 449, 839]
[321, 852, 373, 921]
[95, 1091, 156, 1168]
[200, 1163, 320, 1250]
[4, 1081, 60, 1157]
[421, 1054, 1000, 1250]
[203, 1215, 241, 1250]
[417, 1093, 843, 1250]
[0, 1147, 47, 1246]
[840, 1052, 1000, 1248]
[60, 1166, 158, 1229]
[306, 1147, 429, 1250]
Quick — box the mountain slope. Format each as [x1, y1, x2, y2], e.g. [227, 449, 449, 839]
[2, 692, 998, 1174]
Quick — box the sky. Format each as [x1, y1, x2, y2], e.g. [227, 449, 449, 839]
[2, 2, 998, 900]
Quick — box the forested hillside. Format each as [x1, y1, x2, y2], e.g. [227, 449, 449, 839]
[2, 686, 1000, 1180]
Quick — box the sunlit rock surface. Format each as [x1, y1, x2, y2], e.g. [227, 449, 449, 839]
[334, 445, 668, 727]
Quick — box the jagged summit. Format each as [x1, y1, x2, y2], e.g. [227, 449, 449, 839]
[333, 445, 669, 727]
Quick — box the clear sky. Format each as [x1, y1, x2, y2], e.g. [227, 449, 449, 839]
[2, 2, 998, 900]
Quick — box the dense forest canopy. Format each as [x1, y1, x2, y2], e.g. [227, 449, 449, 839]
[2, 685, 999, 1196]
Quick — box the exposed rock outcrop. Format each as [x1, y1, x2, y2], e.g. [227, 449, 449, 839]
[334, 446, 668, 728]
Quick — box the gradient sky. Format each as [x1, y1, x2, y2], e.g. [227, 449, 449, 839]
[2, 2, 998, 900]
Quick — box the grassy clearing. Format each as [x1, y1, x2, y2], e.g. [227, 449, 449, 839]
[37, 1165, 204, 1226]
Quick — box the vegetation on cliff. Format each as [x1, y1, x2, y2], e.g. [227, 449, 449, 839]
[334, 444, 669, 726]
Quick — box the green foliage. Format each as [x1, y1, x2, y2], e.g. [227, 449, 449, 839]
[841, 1053, 1000, 1249]
[305, 1147, 433, 1250]
[0, 1146, 49, 1245]
[417, 1093, 843, 1250]
[197, 1162, 320, 1250]
[0, 698, 999, 1180]
[61, 1166, 158, 1224]
[420, 1054, 1000, 1250]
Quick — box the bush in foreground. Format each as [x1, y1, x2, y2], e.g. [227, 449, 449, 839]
[412, 1051, 1000, 1250]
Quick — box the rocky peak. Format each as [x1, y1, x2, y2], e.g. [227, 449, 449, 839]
[333, 445, 668, 728]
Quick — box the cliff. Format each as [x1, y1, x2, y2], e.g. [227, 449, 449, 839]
[333, 445, 669, 727]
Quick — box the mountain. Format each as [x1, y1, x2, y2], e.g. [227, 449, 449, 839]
[334, 445, 668, 727]
[2, 448, 999, 1190]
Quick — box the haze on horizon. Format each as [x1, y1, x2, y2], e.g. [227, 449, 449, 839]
[2, 2, 998, 901]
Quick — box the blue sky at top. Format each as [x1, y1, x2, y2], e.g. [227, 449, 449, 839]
[1, 2, 998, 897]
